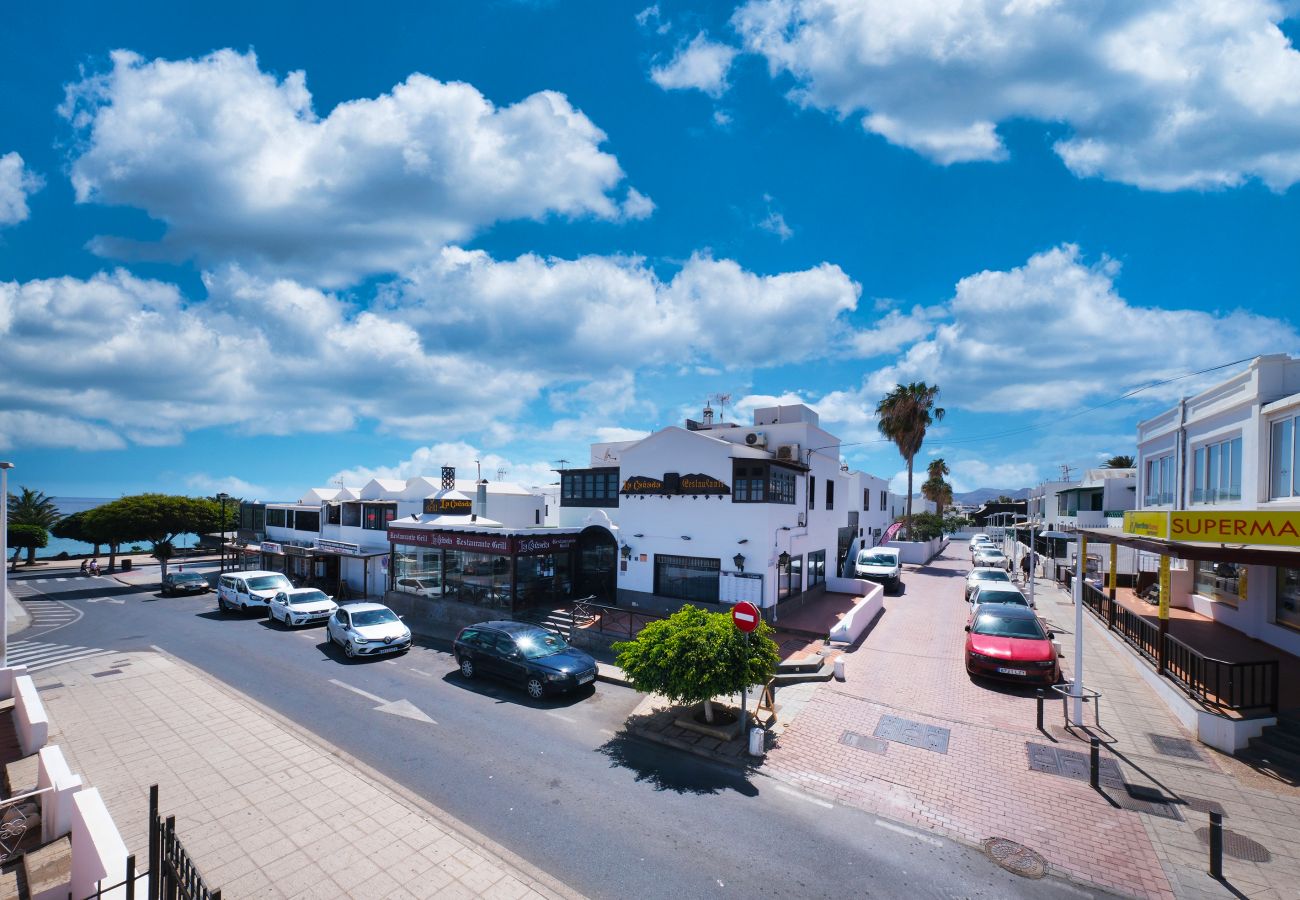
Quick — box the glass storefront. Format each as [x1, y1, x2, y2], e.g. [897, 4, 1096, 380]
[1277, 568, 1300, 632]
[654, 555, 721, 603]
[778, 554, 804, 600]
[1193, 560, 1242, 607]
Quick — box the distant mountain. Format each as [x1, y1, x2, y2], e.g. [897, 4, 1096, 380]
[953, 487, 1030, 506]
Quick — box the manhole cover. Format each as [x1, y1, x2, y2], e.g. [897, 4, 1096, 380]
[1149, 733, 1203, 761]
[840, 730, 887, 754]
[1195, 828, 1272, 863]
[1115, 785, 1184, 821]
[982, 837, 1047, 879]
[875, 715, 951, 754]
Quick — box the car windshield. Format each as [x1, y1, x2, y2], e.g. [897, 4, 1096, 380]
[978, 590, 1028, 605]
[974, 614, 1045, 639]
[973, 571, 1010, 582]
[173, 573, 204, 582]
[514, 630, 570, 659]
[351, 608, 400, 627]
[857, 553, 896, 566]
[978, 551, 1006, 559]
[289, 590, 329, 605]
[247, 575, 291, 591]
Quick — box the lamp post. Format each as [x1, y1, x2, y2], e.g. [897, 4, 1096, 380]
[217, 492, 229, 575]
[1, 461, 13, 666]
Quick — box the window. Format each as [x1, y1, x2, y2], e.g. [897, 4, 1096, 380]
[732, 463, 795, 504]
[807, 550, 826, 588]
[1144, 455, 1175, 506]
[1193, 560, 1241, 607]
[778, 554, 803, 600]
[1270, 416, 1298, 499]
[560, 468, 620, 507]
[340, 503, 361, 527]
[880, 490, 887, 511]
[825, 480, 834, 510]
[863, 489, 870, 511]
[267, 508, 287, 528]
[294, 510, 320, 532]
[1191, 436, 1242, 504]
[361, 503, 396, 531]
[326, 503, 341, 525]
[1277, 568, 1300, 632]
[653, 555, 720, 603]
[809, 476, 816, 510]
[770, 469, 795, 504]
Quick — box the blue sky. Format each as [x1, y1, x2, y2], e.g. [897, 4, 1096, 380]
[2, 0, 1299, 501]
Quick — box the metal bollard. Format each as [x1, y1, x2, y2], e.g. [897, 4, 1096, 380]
[748, 726, 765, 757]
[1036, 689, 1045, 731]
[1209, 811, 1223, 879]
[833, 657, 846, 681]
[1089, 737, 1100, 789]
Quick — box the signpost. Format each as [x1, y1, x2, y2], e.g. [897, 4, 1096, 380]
[732, 601, 759, 738]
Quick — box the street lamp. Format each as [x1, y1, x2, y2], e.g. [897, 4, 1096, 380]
[217, 492, 230, 575]
[1, 460, 13, 666]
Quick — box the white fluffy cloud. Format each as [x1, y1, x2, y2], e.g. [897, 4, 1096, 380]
[330, 442, 559, 492]
[61, 49, 649, 285]
[946, 459, 1041, 496]
[0, 152, 43, 226]
[651, 33, 740, 97]
[184, 474, 271, 499]
[733, 0, 1300, 190]
[865, 244, 1300, 412]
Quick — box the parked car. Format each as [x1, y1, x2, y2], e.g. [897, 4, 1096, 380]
[969, 584, 1032, 611]
[270, 588, 338, 628]
[217, 571, 293, 613]
[396, 576, 443, 597]
[964, 567, 1012, 601]
[853, 547, 903, 593]
[453, 621, 598, 699]
[161, 571, 210, 597]
[965, 605, 1059, 684]
[973, 548, 1009, 569]
[326, 603, 412, 658]
[969, 537, 997, 558]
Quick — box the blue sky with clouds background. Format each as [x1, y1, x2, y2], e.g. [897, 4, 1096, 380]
[2, 0, 1299, 501]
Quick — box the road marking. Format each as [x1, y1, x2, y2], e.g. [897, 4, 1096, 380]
[6, 640, 114, 672]
[874, 819, 943, 847]
[773, 783, 833, 809]
[410, 668, 436, 678]
[545, 711, 577, 723]
[328, 679, 389, 704]
[328, 679, 437, 724]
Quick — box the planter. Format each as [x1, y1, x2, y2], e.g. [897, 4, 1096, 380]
[674, 703, 746, 740]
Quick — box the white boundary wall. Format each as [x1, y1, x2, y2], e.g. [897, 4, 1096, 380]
[827, 580, 884, 643]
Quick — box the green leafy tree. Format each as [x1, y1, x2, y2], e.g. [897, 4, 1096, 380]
[83, 494, 221, 574]
[876, 383, 944, 540]
[7, 487, 62, 564]
[613, 605, 780, 726]
[921, 457, 954, 518]
[942, 511, 970, 534]
[895, 511, 946, 541]
[1103, 455, 1134, 469]
[996, 495, 1015, 503]
[51, 510, 101, 556]
[7, 524, 48, 566]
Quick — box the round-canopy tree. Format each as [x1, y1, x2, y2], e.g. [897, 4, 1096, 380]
[7, 524, 48, 567]
[612, 605, 780, 725]
[7, 487, 62, 564]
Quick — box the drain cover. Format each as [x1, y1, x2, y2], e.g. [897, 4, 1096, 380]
[840, 730, 887, 754]
[1195, 828, 1272, 862]
[982, 837, 1047, 879]
[1149, 733, 1203, 761]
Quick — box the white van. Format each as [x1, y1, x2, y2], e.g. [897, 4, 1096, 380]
[854, 547, 902, 593]
[217, 570, 293, 614]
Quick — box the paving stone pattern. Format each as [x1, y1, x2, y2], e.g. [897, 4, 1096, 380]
[761, 549, 1300, 900]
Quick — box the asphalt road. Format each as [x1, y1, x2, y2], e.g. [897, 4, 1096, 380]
[6, 564, 1113, 899]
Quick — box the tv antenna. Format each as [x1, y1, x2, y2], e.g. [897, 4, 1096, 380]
[553, 458, 571, 471]
[1059, 463, 1075, 482]
[496, 467, 507, 481]
[710, 392, 732, 423]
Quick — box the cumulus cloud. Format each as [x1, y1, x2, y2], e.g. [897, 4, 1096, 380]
[330, 442, 558, 492]
[864, 244, 1300, 412]
[0, 152, 43, 226]
[946, 459, 1041, 495]
[0, 411, 125, 451]
[184, 474, 271, 499]
[61, 49, 648, 285]
[847, 304, 944, 357]
[733, 0, 1300, 190]
[651, 33, 739, 97]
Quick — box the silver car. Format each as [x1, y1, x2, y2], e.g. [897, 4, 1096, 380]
[270, 588, 337, 628]
[965, 566, 1012, 600]
[326, 603, 412, 658]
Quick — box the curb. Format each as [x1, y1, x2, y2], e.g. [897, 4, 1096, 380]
[144, 646, 585, 900]
[624, 722, 758, 771]
[595, 662, 632, 688]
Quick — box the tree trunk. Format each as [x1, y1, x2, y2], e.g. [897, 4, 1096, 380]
[108, 543, 118, 572]
[25, 545, 36, 565]
[703, 698, 715, 724]
[905, 453, 915, 540]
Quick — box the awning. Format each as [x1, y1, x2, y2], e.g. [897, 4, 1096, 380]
[1076, 526, 1300, 566]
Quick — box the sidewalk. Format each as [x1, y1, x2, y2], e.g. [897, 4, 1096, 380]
[755, 549, 1300, 900]
[36, 650, 580, 899]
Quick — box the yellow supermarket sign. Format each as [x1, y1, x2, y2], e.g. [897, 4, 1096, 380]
[1123, 510, 1300, 547]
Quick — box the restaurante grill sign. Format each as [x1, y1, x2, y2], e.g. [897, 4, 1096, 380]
[621, 472, 730, 495]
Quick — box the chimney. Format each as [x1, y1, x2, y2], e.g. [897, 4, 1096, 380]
[702, 403, 714, 427]
[441, 466, 456, 490]
[475, 480, 488, 519]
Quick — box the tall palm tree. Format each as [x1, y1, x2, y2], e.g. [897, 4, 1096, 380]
[922, 457, 953, 518]
[876, 383, 945, 540]
[1103, 454, 1134, 469]
[7, 486, 62, 564]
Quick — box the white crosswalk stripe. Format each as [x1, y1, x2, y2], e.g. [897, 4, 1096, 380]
[6, 640, 114, 672]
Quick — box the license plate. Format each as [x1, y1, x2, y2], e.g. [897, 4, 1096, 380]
[577, 673, 595, 684]
[996, 667, 1027, 676]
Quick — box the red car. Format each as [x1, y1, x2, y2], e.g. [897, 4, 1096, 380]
[964, 605, 1059, 684]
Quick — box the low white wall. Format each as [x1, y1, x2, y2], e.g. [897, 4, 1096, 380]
[0, 664, 28, 701]
[70, 788, 128, 900]
[828, 582, 885, 644]
[884, 537, 947, 565]
[37, 745, 83, 842]
[15, 674, 48, 756]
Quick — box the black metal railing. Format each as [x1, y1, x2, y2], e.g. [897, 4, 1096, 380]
[148, 784, 221, 900]
[1081, 582, 1279, 715]
[569, 597, 668, 640]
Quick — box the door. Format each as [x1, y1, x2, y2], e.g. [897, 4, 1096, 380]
[491, 635, 528, 684]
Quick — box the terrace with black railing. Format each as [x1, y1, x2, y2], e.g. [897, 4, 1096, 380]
[1080, 581, 1289, 717]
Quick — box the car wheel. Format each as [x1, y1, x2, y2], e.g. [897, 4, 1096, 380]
[344, 641, 356, 659]
[459, 657, 475, 679]
[525, 676, 545, 700]
[218, 596, 228, 612]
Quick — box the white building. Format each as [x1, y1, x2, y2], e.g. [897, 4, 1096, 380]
[1134, 354, 1300, 656]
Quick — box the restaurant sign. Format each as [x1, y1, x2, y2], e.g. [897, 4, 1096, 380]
[261, 541, 283, 554]
[423, 497, 473, 515]
[1124, 510, 1300, 547]
[314, 538, 364, 556]
[387, 526, 511, 554]
[621, 472, 730, 496]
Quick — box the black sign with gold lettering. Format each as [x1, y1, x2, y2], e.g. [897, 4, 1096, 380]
[679, 473, 730, 495]
[620, 473, 730, 495]
[423, 497, 473, 515]
[621, 475, 666, 494]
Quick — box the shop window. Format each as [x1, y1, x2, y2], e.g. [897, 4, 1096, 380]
[1193, 560, 1241, 607]
[1270, 417, 1298, 499]
[444, 549, 513, 608]
[267, 508, 287, 528]
[653, 555, 720, 603]
[807, 550, 826, 588]
[1276, 568, 1300, 632]
[393, 548, 445, 599]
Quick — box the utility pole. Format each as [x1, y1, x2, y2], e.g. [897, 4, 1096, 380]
[1, 461, 13, 666]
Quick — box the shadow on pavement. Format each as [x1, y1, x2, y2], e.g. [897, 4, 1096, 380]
[437, 669, 596, 709]
[596, 732, 760, 796]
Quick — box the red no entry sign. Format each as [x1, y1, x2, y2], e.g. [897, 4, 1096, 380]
[732, 601, 760, 633]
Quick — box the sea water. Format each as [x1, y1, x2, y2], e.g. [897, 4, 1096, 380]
[30, 497, 199, 559]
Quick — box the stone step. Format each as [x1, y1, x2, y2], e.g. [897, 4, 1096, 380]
[1244, 737, 1300, 778]
[23, 834, 71, 900]
[1257, 724, 1300, 755]
[1234, 748, 1300, 787]
[1271, 713, 1300, 738]
[777, 653, 826, 675]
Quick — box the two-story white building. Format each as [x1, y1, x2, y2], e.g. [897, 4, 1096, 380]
[1133, 354, 1300, 656]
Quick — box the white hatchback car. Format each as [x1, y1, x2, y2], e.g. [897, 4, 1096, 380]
[965, 567, 1013, 600]
[270, 588, 338, 628]
[326, 603, 412, 658]
[974, 548, 1009, 570]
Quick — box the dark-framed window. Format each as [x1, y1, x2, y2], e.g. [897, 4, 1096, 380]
[341, 503, 361, 527]
[362, 502, 397, 531]
[732, 462, 796, 504]
[560, 468, 620, 507]
[267, 508, 287, 528]
[809, 476, 816, 510]
[294, 509, 320, 532]
[808, 550, 827, 588]
[326, 504, 341, 525]
[778, 554, 803, 600]
[653, 555, 720, 603]
[825, 480, 834, 510]
[863, 489, 870, 511]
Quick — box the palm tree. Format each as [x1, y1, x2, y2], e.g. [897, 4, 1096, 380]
[876, 383, 945, 540]
[1103, 454, 1134, 469]
[922, 457, 953, 518]
[7, 487, 62, 564]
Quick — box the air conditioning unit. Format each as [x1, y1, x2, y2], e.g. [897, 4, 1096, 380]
[745, 431, 768, 447]
[797, 513, 807, 527]
[776, 443, 800, 462]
